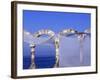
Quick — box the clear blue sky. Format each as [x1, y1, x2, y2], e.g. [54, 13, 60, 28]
[23, 10, 91, 33]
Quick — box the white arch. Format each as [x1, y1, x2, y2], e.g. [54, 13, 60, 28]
[59, 29, 77, 36]
[33, 29, 55, 38]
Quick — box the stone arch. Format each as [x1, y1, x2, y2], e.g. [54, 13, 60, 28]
[33, 29, 55, 38]
[30, 29, 59, 69]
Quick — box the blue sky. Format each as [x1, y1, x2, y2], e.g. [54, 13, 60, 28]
[23, 10, 91, 33]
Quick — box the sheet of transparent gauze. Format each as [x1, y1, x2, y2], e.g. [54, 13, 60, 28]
[59, 34, 91, 67]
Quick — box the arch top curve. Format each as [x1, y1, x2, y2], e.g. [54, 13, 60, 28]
[33, 29, 55, 38]
[59, 29, 77, 36]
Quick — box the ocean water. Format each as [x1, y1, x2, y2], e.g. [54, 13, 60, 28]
[23, 42, 56, 69]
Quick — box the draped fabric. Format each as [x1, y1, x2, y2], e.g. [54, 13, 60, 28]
[59, 34, 91, 67]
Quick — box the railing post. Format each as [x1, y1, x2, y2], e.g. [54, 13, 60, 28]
[54, 37, 59, 67]
[29, 44, 36, 69]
